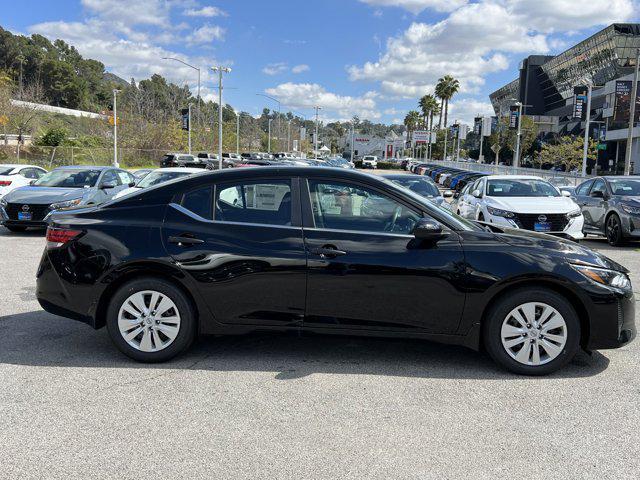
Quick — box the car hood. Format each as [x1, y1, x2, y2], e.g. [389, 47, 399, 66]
[617, 196, 640, 205]
[486, 195, 578, 214]
[2, 186, 86, 204]
[114, 186, 140, 199]
[492, 226, 628, 273]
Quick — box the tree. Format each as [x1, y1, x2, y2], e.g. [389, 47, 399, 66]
[435, 75, 459, 128]
[418, 94, 439, 135]
[488, 115, 537, 165]
[538, 136, 597, 172]
[403, 110, 421, 141]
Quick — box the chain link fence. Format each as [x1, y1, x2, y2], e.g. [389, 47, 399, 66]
[0, 145, 166, 169]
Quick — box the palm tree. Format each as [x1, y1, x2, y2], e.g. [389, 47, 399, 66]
[435, 75, 460, 128]
[418, 94, 440, 134]
[404, 110, 421, 150]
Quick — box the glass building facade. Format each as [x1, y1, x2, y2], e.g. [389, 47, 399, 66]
[490, 24, 640, 115]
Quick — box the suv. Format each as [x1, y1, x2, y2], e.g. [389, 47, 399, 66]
[362, 155, 378, 169]
[222, 153, 243, 167]
[161, 153, 199, 168]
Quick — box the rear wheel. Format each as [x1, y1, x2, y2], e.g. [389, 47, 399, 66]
[106, 278, 196, 362]
[477, 212, 485, 222]
[483, 288, 580, 375]
[4, 225, 27, 232]
[606, 213, 624, 247]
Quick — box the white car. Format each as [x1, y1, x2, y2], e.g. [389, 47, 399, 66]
[459, 175, 584, 241]
[0, 164, 47, 198]
[361, 155, 378, 169]
[113, 167, 204, 199]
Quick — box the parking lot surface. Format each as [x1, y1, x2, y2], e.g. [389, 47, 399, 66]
[0, 228, 639, 479]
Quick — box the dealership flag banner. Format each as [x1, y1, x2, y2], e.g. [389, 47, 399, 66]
[613, 80, 640, 123]
[508, 106, 519, 130]
[413, 130, 430, 143]
[473, 117, 482, 135]
[573, 86, 588, 120]
[181, 108, 189, 131]
[482, 117, 492, 137]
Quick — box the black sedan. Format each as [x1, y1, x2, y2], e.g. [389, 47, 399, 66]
[36, 167, 635, 375]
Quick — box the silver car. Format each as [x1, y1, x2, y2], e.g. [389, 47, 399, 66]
[572, 176, 640, 246]
[0, 166, 135, 231]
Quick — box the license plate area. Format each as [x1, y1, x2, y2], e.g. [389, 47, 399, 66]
[534, 222, 551, 232]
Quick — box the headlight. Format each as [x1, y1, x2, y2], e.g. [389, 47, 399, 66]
[49, 198, 82, 210]
[487, 206, 516, 219]
[566, 207, 582, 219]
[571, 264, 632, 292]
[621, 203, 640, 215]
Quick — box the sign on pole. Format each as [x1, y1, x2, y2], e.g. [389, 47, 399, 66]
[459, 124, 469, 141]
[613, 80, 640, 123]
[181, 108, 190, 131]
[573, 86, 588, 119]
[482, 116, 492, 137]
[412, 130, 430, 143]
[508, 106, 519, 130]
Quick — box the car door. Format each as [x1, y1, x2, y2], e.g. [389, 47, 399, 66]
[92, 169, 119, 204]
[583, 179, 608, 232]
[162, 176, 307, 327]
[466, 178, 485, 219]
[114, 170, 136, 196]
[301, 177, 465, 334]
[572, 179, 594, 228]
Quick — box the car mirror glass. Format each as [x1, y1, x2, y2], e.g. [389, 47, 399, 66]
[561, 190, 571, 197]
[412, 218, 445, 240]
[101, 182, 116, 189]
[472, 189, 482, 198]
[443, 190, 454, 198]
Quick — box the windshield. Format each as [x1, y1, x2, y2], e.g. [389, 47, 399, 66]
[33, 169, 101, 188]
[609, 179, 640, 196]
[390, 177, 440, 197]
[0, 167, 15, 176]
[487, 179, 559, 197]
[137, 171, 192, 188]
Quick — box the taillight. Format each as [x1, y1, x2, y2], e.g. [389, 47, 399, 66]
[0, 180, 11, 187]
[46, 227, 83, 248]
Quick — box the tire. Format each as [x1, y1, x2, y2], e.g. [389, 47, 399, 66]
[4, 225, 27, 232]
[605, 213, 625, 247]
[483, 288, 581, 375]
[477, 212, 485, 222]
[106, 277, 196, 362]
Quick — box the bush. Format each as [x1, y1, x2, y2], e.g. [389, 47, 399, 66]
[35, 126, 68, 147]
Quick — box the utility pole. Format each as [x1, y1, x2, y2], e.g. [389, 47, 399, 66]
[443, 128, 448, 161]
[187, 103, 192, 155]
[513, 102, 524, 169]
[287, 120, 291, 152]
[112, 89, 120, 167]
[236, 112, 240, 154]
[211, 66, 231, 169]
[350, 124, 355, 162]
[581, 82, 600, 177]
[624, 48, 640, 176]
[456, 123, 461, 162]
[478, 118, 485, 163]
[314, 105, 322, 159]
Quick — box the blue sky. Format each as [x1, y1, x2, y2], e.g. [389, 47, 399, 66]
[4, 0, 638, 125]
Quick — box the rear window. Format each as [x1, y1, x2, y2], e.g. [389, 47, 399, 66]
[182, 186, 213, 220]
[0, 167, 15, 175]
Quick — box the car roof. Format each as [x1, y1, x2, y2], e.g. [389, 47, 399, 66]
[382, 174, 433, 181]
[151, 167, 205, 173]
[485, 174, 544, 180]
[54, 165, 113, 171]
[601, 176, 639, 180]
[0, 164, 43, 169]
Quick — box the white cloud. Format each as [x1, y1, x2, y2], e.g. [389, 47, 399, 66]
[186, 24, 225, 45]
[447, 98, 495, 126]
[291, 64, 310, 74]
[262, 62, 289, 75]
[506, 0, 634, 33]
[183, 5, 227, 17]
[358, 0, 468, 14]
[265, 83, 381, 120]
[81, 0, 170, 27]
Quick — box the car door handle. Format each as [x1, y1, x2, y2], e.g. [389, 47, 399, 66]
[309, 246, 347, 258]
[168, 235, 204, 246]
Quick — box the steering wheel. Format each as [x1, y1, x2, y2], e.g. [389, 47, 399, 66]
[385, 206, 402, 232]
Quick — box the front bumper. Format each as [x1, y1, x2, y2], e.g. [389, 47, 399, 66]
[586, 290, 636, 350]
[486, 213, 585, 240]
[620, 213, 640, 238]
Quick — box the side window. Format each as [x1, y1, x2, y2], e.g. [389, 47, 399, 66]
[20, 168, 38, 179]
[215, 180, 292, 226]
[34, 168, 46, 178]
[182, 186, 213, 220]
[117, 171, 133, 185]
[575, 180, 593, 196]
[591, 179, 606, 196]
[308, 180, 421, 234]
[101, 170, 119, 186]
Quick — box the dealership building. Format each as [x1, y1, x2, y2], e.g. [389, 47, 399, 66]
[489, 23, 640, 173]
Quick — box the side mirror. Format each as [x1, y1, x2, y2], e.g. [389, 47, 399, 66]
[590, 190, 604, 199]
[128, 181, 136, 187]
[472, 189, 482, 199]
[443, 190, 454, 198]
[100, 182, 116, 189]
[561, 190, 571, 197]
[29, 179, 37, 185]
[412, 218, 445, 240]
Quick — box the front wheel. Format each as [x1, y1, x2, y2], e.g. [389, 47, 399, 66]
[483, 288, 581, 375]
[606, 214, 625, 247]
[106, 277, 196, 362]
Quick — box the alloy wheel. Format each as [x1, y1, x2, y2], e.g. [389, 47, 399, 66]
[500, 302, 567, 366]
[606, 215, 620, 244]
[117, 290, 181, 352]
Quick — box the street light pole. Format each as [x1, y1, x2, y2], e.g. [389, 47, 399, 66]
[268, 118, 272, 153]
[212, 66, 231, 169]
[236, 112, 241, 154]
[287, 120, 291, 152]
[350, 124, 355, 162]
[112, 89, 120, 167]
[513, 102, 524, 169]
[314, 105, 322, 159]
[581, 83, 595, 177]
[256, 94, 281, 152]
[163, 57, 201, 116]
[187, 104, 192, 154]
[624, 48, 640, 176]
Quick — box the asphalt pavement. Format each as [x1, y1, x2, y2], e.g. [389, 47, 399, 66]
[0, 226, 638, 480]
